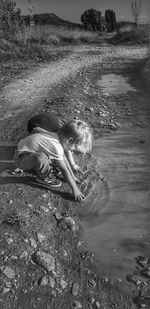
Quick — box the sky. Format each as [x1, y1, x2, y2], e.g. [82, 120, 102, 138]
[15, 0, 150, 23]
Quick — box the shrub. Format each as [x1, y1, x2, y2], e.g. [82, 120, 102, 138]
[0, 0, 23, 39]
[111, 24, 150, 44]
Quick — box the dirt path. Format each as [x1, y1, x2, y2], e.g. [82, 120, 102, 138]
[0, 44, 148, 112]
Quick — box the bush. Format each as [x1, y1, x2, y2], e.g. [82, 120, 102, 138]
[0, 0, 23, 39]
[111, 24, 150, 44]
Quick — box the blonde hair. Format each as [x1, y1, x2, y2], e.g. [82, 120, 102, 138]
[59, 119, 93, 154]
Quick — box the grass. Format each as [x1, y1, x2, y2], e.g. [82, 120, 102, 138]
[0, 24, 100, 64]
[23, 24, 100, 45]
[111, 23, 150, 44]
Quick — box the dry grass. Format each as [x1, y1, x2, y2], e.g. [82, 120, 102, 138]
[0, 24, 100, 63]
[22, 24, 100, 45]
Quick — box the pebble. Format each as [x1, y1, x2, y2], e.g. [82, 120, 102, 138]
[30, 238, 37, 249]
[77, 240, 84, 248]
[34, 251, 55, 272]
[28, 204, 34, 208]
[41, 194, 48, 198]
[0, 266, 15, 279]
[89, 297, 95, 304]
[0, 250, 5, 256]
[37, 233, 46, 243]
[63, 217, 76, 233]
[72, 282, 79, 296]
[95, 301, 100, 308]
[39, 276, 49, 286]
[20, 251, 28, 259]
[137, 256, 149, 267]
[6, 238, 13, 245]
[40, 206, 49, 213]
[62, 250, 68, 258]
[73, 301, 82, 309]
[60, 278, 68, 290]
[10, 255, 18, 260]
[2, 287, 10, 294]
[51, 290, 56, 297]
[49, 276, 55, 289]
[141, 269, 150, 278]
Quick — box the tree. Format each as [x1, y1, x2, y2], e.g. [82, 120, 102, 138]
[0, 0, 23, 38]
[131, 0, 142, 26]
[105, 9, 117, 32]
[81, 9, 105, 31]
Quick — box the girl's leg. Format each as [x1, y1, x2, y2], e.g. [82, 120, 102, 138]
[14, 151, 52, 178]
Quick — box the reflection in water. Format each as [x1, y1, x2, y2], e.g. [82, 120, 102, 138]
[97, 73, 136, 95]
[79, 128, 150, 279]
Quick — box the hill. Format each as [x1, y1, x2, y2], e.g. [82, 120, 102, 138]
[23, 13, 81, 28]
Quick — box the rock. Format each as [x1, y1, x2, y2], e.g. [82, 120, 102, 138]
[137, 256, 149, 267]
[0, 251, 5, 256]
[72, 282, 79, 296]
[20, 251, 28, 259]
[6, 238, 13, 245]
[141, 269, 150, 278]
[126, 274, 141, 286]
[40, 206, 49, 213]
[51, 290, 56, 297]
[73, 301, 82, 309]
[28, 204, 34, 208]
[51, 270, 58, 278]
[89, 297, 95, 305]
[49, 276, 55, 289]
[59, 217, 76, 234]
[77, 241, 84, 248]
[41, 194, 48, 198]
[10, 255, 18, 260]
[95, 301, 100, 308]
[34, 251, 55, 272]
[60, 278, 68, 290]
[30, 238, 37, 249]
[0, 266, 15, 279]
[2, 287, 10, 294]
[86, 107, 94, 112]
[37, 233, 46, 243]
[39, 276, 49, 286]
[55, 262, 64, 276]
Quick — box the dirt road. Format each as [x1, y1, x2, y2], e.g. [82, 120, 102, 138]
[0, 44, 148, 143]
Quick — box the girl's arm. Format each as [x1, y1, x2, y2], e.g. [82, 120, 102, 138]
[56, 158, 84, 202]
[64, 150, 81, 172]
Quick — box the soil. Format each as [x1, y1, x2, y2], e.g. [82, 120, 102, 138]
[0, 41, 149, 309]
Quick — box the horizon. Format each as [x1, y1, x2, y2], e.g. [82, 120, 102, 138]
[15, 0, 150, 23]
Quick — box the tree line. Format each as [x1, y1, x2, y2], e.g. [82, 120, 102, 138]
[0, 0, 143, 39]
[81, 9, 117, 33]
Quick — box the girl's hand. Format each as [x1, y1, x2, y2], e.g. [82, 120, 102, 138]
[73, 187, 85, 202]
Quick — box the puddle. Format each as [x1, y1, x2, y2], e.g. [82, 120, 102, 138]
[79, 127, 150, 280]
[97, 73, 136, 95]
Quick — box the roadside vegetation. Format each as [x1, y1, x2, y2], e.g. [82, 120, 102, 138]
[111, 23, 150, 44]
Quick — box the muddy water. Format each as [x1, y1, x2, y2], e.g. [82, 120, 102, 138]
[78, 72, 150, 281]
[97, 73, 136, 95]
[79, 127, 150, 279]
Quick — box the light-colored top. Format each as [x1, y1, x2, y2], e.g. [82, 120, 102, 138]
[17, 132, 64, 161]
